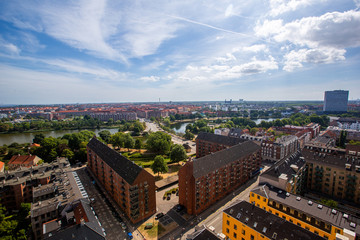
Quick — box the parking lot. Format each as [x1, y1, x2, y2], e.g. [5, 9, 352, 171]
[76, 167, 128, 240]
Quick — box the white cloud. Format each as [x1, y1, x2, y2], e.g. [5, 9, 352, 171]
[254, 19, 283, 38]
[225, 4, 234, 17]
[283, 48, 346, 71]
[256, 10, 360, 49]
[269, 0, 323, 17]
[242, 44, 268, 53]
[216, 53, 237, 63]
[354, 0, 360, 8]
[140, 76, 160, 82]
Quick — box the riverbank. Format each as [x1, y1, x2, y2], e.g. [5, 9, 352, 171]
[0, 128, 120, 146]
[0, 125, 122, 135]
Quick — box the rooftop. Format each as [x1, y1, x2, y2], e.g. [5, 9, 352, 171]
[186, 226, 222, 240]
[196, 132, 247, 146]
[260, 150, 304, 182]
[302, 145, 360, 170]
[0, 158, 71, 187]
[87, 137, 143, 185]
[224, 201, 325, 240]
[8, 155, 38, 165]
[193, 141, 260, 179]
[31, 171, 84, 218]
[251, 185, 360, 235]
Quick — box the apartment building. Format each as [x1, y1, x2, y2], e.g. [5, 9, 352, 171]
[87, 137, 156, 223]
[259, 150, 307, 194]
[43, 198, 105, 240]
[250, 185, 360, 240]
[178, 141, 261, 215]
[303, 144, 360, 204]
[89, 111, 137, 121]
[31, 171, 85, 240]
[223, 201, 325, 240]
[8, 154, 42, 170]
[261, 135, 299, 162]
[195, 132, 247, 158]
[0, 158, 71, 211]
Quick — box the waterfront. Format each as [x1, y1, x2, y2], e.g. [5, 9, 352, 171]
[0, 128, 119, 146]
[170, 122, 191, 134]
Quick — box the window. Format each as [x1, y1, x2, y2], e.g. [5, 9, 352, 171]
[226, 228, 229, 233]
[227, 220, 230, 225]
[289, 219, 293, 223]
[257, 195, 260, 199]
[242, 229, 245, 235]
[282, 216, 286, 220]
[290, 209, 294, 215]
[251, 235, 254, 240]
[234, 233, 237, 239]
[305, 226, 310, 230]
[275, 212, 279, 216]
[297, 223, 301, 227]
[306, 216, 311, 222]
[234, 224, 237, 230]
[263, 198, 266, 202]
[251, 193, 254, 197]
[314, 230, 319, 235]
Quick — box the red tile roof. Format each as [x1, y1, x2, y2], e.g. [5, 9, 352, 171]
[8, 155, 37, 166]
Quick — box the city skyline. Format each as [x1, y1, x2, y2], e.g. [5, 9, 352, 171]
[0, 0, 360, 105]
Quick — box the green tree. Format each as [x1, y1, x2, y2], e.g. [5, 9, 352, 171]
[98, 130, 111, 143]
[33, 133, 45, 144]
[184, 131, 194, 140]
[61, 149, 74, 160]
[124, 133, 134, 151]
[151, 155, 168, 176]
[135, 139, 142, 151]
[146, 132, 171, 154]
[170, 144, 187, 164]
[110, 132, 125, 150]
[338, 130, 347, 148]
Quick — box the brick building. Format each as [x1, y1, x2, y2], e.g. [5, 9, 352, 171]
[8, 154, 42, 170]
[178, 141, 261, 215]
[0, 158, 70, 211]
[87, 137, 156, 223]
[195, 132, 247, 158]
[303, 144, 360, 204]
[261, 135, 299, 162]
[259, 150, 307, 194]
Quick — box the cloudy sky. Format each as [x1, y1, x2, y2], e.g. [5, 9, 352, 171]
[0, 0, 360, 104]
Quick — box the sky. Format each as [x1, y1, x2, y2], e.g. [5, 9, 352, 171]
[0, 0, 360, 105]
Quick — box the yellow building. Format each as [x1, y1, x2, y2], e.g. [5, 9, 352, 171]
[250, 185, 360, 240]
[222, 201, 325, 240]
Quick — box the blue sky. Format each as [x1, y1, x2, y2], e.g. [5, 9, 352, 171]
[0, 0, 360, 105]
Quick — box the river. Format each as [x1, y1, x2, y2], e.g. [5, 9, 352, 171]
[253, 118, 283, 124]
[0, 128, 119, 146]
[171, 122, 191, 134]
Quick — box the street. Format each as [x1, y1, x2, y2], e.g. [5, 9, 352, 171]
[144, 121, 196, 155]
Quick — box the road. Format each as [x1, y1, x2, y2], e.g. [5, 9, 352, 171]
[144, 121, 196, 155]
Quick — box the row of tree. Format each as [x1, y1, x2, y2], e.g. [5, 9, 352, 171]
[0, 116, 145, 133]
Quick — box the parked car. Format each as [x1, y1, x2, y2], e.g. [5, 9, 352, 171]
[176, 205, 184, 212]
[155, 213, 164, 220]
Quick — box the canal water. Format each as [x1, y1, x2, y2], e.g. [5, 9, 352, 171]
[0, 128, 119, 146]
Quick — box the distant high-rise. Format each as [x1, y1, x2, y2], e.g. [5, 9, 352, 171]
[323, 90, 349, 112]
